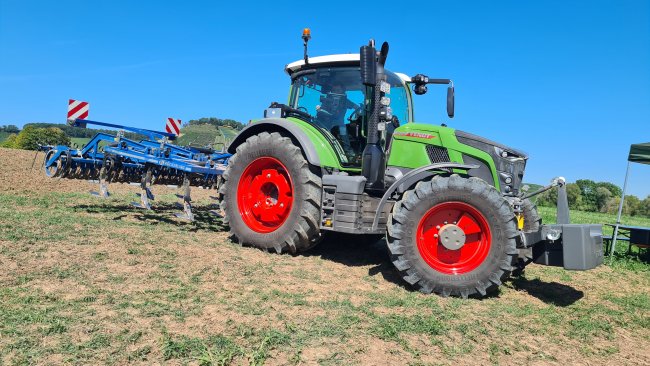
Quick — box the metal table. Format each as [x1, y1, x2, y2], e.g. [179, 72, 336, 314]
[605, 223, 650, 255]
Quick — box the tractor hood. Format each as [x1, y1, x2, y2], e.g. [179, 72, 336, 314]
[454, 129, 528, 160]
[454, 129, 528, 195]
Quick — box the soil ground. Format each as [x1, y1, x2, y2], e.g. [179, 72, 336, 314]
[0, 147, 648, 365]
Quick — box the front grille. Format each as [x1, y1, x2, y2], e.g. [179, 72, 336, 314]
[426, 145, 450, 164]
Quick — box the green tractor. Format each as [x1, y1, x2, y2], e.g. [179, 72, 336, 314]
[220, 32, 603, 298]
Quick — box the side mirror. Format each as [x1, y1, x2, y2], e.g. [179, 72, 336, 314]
[447, 85, 455, 118]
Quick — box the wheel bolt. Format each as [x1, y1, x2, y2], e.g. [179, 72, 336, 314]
[436, 225, 441, 230]
[266, 174, 271, 178]
[434, 234, 439, 238]
[279, 203, 284, 208]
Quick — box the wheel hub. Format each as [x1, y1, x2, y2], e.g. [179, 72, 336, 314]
[438, 224, 466, 250]
[237, 157, 294, 233]
[416, 201, 492, 275]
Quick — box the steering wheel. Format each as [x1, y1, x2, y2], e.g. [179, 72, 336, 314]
[347, 104, 364, 122]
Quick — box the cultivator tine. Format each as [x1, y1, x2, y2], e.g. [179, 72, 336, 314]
[174, 174, 194, 221]
[90, 167, 110, 198]
[131, 168, 153, 210]
[132, 191, 152, 210]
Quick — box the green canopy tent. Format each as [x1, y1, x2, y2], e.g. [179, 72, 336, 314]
[610, 142, 650, 258]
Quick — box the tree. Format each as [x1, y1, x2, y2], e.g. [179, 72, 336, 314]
[625, 195, 641, 216]
[595, 187, 612, 212]
[0, 124, 20, 133]
[596, 182, 622, 199]
[22, 122, 144, 140]
[534, 183, 582, 210]
[566, 183, 583, 208]
[603, 195, 643, 216]
[12, 126, 71, 150]
[0, 133, 17, 148]
[575, 179, 598, 211]
[639, 196, 650, 217]
[535, 187, 557, 207]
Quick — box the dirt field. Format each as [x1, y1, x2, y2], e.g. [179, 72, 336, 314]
[1, 147, 649, 365]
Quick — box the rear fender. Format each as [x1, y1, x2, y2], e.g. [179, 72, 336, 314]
[228, 118, 342, 169]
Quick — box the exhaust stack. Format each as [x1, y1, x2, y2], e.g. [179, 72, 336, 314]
[360, 40, 390, 191]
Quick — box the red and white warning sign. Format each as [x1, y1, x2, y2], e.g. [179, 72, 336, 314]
[165, 117, 182, 136]
[67, 99, 89, 121]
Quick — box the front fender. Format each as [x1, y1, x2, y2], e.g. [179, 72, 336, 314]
[371, 162, 479, 231]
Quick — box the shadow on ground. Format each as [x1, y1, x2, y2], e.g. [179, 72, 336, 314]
[509, 277, 584, 306]
[305, 233, 408, 289]
[74, 202, 227, 232]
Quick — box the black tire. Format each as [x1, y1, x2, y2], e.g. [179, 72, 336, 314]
[512, 198, 542, 277]
[219, 132, 322, 254]
[386, 175, 518, 298]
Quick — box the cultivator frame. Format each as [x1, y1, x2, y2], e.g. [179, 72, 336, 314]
[42, 118, 231, 220]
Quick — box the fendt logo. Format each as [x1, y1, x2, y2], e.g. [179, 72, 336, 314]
[394, 132, 437, 139]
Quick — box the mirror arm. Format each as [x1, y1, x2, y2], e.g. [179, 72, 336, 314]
[426, 78, 452, 85]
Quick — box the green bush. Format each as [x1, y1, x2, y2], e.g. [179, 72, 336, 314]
[0, 133, 17, 148]
[10, 126, 71, 150]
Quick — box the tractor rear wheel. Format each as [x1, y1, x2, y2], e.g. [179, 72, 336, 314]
[386, 175, 518, 298]
[220, 132, 322, 253]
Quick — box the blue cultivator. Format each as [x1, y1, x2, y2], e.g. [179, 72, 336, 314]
[42, 118, 231, 221]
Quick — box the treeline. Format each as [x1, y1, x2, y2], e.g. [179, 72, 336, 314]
[0, 123, 145, 150]
[186, 118, 244, 130]
[0, 125, 20, 133]
[1, 125, 70, 150]
[1, 118, 244, 151]
[536, 179, 650, 217]
[21, 123, 143, 140]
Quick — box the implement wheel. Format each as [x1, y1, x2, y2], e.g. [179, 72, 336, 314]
[387, 175, 518, 298]
[220, 132, 322, 253]
[43, 150, 70, 178]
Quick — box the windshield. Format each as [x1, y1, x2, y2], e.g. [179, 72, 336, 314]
[289, 66, 410, 166]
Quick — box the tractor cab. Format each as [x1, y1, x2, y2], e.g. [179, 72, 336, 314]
[285, 55, 413, 166]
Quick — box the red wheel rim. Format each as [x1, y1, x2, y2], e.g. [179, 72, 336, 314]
[237, 157, 294, 233]
[416, 201, 492, 275]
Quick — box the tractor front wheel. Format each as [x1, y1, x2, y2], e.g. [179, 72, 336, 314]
[387, 175, 518, 298]
[220, 132, 322, 253]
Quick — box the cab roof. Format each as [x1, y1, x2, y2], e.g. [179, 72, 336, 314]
[285, 54, 411, 83]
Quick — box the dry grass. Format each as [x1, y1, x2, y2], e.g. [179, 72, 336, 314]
[0, 147, 649, 365]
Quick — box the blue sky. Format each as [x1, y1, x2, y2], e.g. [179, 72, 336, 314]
[1, 0, 649, 197]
